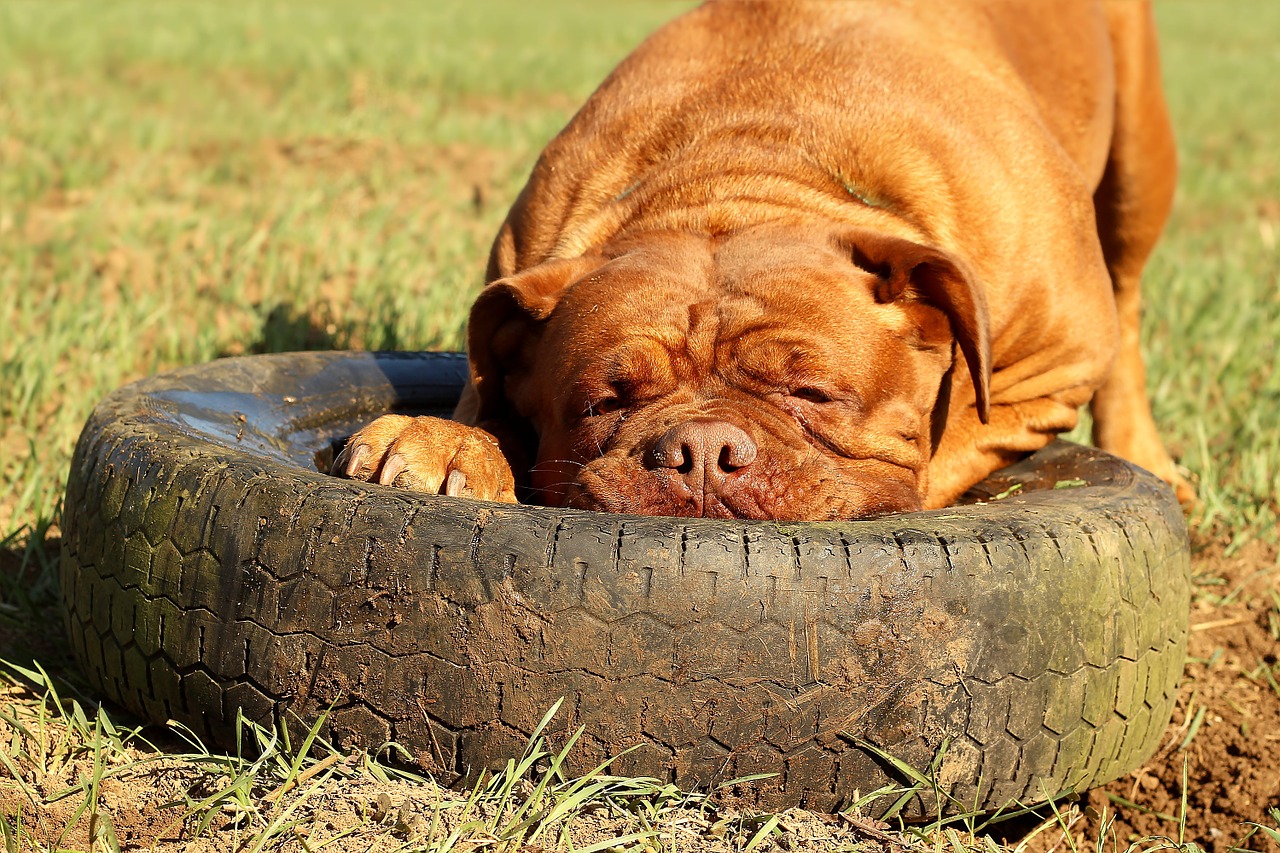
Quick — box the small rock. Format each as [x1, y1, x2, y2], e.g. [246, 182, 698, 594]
[370, 792, 394, 823]
[394, 802, 426, 840]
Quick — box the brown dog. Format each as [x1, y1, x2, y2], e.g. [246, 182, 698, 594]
[334, 0, 1192, 520]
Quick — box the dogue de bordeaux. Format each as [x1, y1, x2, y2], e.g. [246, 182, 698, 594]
[334, 0, 1193, 521]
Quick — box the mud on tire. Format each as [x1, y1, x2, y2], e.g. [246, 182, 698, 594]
[60, 351, 1190, 816]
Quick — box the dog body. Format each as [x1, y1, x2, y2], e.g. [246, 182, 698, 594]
[337, 0, 1188, 519]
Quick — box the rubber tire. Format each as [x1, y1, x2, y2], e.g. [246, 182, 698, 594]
[60, 351, 1190, 817]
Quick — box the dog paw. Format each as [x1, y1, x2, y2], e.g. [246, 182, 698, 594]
[1169, 468, 1197, 507]
[1127, 444, 1197, 507]
[332, 414, 517, 503]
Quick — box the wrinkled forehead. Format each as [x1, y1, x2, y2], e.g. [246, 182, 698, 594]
[550, 228, 859, 344]
[713, 223, 851, 283]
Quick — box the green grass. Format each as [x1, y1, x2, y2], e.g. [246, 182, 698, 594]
[1060, 2, 1280, 546]
[0, 0, 688, 536]
[1131, 0, 1280, 542]
[0, 0, 1277, 849]
[0, 661, 696, 852]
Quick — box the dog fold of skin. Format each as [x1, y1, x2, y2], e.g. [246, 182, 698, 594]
[334, 0, 1192, 521]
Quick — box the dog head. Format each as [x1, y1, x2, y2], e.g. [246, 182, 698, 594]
[467, 223, 989, 520]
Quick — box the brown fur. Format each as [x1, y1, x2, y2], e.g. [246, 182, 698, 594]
[334, 0, 1192, 519]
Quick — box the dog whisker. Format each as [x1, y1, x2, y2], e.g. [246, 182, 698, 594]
[528, 459, 586, 471]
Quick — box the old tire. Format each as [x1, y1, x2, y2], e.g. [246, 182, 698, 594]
[60, 350, 1190, 816]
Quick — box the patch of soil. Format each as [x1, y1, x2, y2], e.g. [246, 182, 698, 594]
[1059, 537, 1280, 850]
[0, 765, 199, 853]
[0, 740, 899, 853]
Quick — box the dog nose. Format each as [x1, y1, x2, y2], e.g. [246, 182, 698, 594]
[647, 420, 757, 476]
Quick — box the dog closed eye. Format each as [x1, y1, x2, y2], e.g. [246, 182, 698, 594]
[585, 396, 626, 417]
[788, 386, 834, 404]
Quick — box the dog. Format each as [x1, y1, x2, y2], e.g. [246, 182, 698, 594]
[333, 0, 1192, 521]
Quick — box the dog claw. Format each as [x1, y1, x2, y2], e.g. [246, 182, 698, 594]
[378, 454, 408, 486]
[343, 444, 371, 477]
[445, 469, 467, 497]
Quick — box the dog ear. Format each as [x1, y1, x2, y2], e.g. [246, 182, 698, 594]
[846, 230, 991, 423]
[466, 254, 608, 421]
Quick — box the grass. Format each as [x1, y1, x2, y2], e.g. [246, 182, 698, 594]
[1130, 2, 1280, 543]
[0, 0, 1278, 850]
[0, 0, 685, 536]
[0, 661, 693, 851]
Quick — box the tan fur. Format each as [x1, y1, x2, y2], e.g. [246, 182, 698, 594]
[335, 0, 1192, 518]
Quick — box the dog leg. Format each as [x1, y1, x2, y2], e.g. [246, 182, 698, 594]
[1089, 0, 1194, 504]
[332, 414, 518, 503]
[927, 391, 1089, 509]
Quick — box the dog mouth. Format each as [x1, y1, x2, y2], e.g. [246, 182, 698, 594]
[558, 448, 922, 521]
[565, 468, 775, 520]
